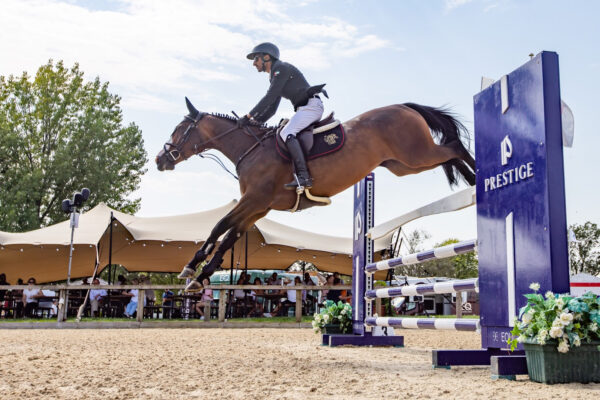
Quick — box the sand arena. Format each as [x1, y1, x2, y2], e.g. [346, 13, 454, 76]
[1, 328, 598, 399]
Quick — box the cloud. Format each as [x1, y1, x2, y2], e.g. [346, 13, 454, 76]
[0, 0, 390, 112]
[445, 0, 474, 9]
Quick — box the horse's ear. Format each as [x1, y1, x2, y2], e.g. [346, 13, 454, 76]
[185, 97, 199, 116]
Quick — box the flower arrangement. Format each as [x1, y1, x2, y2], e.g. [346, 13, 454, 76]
[507, 282, 600, 353]
[312, 300, 352, 334]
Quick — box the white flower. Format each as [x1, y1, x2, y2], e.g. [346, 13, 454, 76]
[555, 297, 565, 310]
[559, 312, 573, 326]
[590, 322, 599, 332]
[517, 335, 526, 343]
[538, 329, 548, 341]
[323, 314, 330, 322]
[549, 326, 563, 338]
[573, 335, 581, 347]
[340, 310, 346, 315]
[552, 318, 562, 327]
[522, 313, 533, 324]
[312, 321, 318, 327]
[537, 336, 547, 345]
[557, 340, 570, 353]
[545, 291, 554, 299]
[315, 314, 322, 322]
[529, 282, 540, 291]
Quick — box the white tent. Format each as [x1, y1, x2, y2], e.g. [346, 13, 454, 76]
[0, 202, 391, 283]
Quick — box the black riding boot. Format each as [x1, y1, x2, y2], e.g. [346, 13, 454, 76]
[284, 135, 313, 190]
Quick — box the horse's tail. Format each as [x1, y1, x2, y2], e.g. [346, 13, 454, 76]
[403, 103, 475, 186]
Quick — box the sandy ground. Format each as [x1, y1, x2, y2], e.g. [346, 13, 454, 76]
[0, 328, 598, 399]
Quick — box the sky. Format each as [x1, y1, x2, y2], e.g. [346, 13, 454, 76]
[1, 0, 598, 250]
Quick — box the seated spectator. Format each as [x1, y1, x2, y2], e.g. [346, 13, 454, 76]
[38, 289, 58, 317]
[143, 276, 156, 305]
[272, 276, 302, 316]
[194, 278, 213, 320]
[89, 278, 107, 317]
[251, 277, 264, 317]
[326, 277, 342, 303]
[0, 273, 9, 318]
[14, 278, 24, 318]
[322, 274, 334, 302]
[123, 278, 145, 318]
[162, 288, 175, 318]
[22, 277, 41, 317]
[233, 274, 247, 301]
[266, 272, 282, 286]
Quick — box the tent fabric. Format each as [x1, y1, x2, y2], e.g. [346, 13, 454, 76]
[1, 202, 391, 283]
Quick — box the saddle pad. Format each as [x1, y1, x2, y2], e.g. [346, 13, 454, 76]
[276, 123, 345, 161]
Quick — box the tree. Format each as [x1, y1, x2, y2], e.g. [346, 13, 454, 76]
[394, 235, 478, 279]
[0, 60, 147, 232]
[569, 222, 600, 275]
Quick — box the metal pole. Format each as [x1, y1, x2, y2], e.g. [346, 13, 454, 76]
[227, 247, 234, 319]
[64, 211, 78, 321]
[243, 232, 248, 318]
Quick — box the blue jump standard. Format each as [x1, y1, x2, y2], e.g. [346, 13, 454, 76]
[323, 333, 404, 347]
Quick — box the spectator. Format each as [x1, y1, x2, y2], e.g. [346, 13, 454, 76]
[0, 274, 8, 318]
[116, 275, 127, 286]
[322, 274, 334, 301]
[303, 272, 314, 304]
[79, 277, 90, 297]
[233, 274, 247, 301]
[143, 276, 156, 304]
[251, 277, 264, 317]
[194, 278, 213, 320]
[272, 276, 302, 316]
[22, 277, 41, 317]
[14, 278, 24, 318]
[38, 289, 58, 317]
[89, 278, 107, 317]
[162, 288, 175, 318]
[326, 277, 342, 303]
[123, 278, 145, 318]
[266, 272, 282, 286]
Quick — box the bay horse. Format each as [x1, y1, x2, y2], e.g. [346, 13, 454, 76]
[156, 98, 475, 291]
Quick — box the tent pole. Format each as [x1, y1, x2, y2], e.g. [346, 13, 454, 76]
[243, 232, 248, 318]
[227, 246, 234, 319]
[108, 212, 114, 284]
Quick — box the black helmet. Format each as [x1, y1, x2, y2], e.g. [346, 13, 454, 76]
[246, 42, 279, 60]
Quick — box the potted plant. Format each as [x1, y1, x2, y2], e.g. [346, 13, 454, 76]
[312, 300, 352, 334]
[507, 283, 600, 384]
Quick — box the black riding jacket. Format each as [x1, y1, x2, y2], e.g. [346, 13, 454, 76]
[249, 60, 323, 123]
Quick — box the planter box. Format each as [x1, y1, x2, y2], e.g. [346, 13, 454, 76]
[523, 341, 600, 384]
[323, 323, 343, 334]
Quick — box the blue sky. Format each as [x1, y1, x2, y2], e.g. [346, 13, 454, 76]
[1, 0, 598, 248]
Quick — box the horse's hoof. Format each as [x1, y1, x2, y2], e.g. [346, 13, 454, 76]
[177, 267, 196, 279]
[185, 280, 203, 292]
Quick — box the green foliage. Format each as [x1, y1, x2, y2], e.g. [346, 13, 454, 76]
[0, 60, 147, 232]
[569, 222, 600, 275]
[312, 300, 352, 333]
[508, 284, 600, 353]
[394, 236, 478, 279]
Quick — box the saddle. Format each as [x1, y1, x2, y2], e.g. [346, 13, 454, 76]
[274, 112, 346, 212]
[275, 112, 345, 161]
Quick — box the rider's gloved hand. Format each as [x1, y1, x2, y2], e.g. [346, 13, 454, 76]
[237, 115, 250, 128]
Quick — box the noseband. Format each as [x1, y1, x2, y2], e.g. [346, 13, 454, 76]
[162, 112, 206, 163]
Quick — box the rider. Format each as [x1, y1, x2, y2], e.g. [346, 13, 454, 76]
[237, 42, 327, 190]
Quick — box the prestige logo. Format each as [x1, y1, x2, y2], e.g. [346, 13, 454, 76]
[483, 135, 534, 192]
[500, 135, 512, 166]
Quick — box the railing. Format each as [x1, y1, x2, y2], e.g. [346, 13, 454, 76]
[0, 284, 351, 323]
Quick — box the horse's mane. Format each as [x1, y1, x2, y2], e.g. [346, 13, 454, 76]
[209, 112, 275, 132]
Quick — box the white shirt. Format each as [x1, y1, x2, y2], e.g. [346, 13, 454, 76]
[129, 290, 146, 305]
[90, 289, 107, 301]
[286, 282, 297, 303]
[23, 288, 39, 303]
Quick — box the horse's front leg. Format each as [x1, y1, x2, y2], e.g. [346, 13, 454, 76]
[178, 197, 262, 279]
[185, 209, 269, 292]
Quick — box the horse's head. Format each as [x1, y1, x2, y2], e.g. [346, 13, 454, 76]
[156, 97, 207, 171]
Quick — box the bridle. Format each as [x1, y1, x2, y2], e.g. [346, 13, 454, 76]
[162, 112, 206, 163]
[162, 111, 267, 164]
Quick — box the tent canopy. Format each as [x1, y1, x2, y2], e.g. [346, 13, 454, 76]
[0, 202, 391, 283]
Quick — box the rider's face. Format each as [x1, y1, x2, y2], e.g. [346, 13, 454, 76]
[253, 54, 269, 72]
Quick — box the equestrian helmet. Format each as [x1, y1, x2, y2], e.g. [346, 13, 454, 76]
[246, 42, 279, 60]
